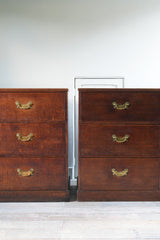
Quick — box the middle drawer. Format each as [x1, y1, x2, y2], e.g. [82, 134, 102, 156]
[0, 123, 66, 157]
[80, 123, 159, 157]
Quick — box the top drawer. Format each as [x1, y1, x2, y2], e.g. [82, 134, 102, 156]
[79, 89, 160, 122]
[0, 90, 67, 122]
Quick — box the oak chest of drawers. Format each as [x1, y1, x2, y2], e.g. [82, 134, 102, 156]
[78, 89, 160, 201]
[0, 89, 69, 201]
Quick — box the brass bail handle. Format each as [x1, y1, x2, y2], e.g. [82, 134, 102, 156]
[112, 101, 130, 110]
[15, 101, 33, 110]
[16, 133, 34, 142]
[112, 134, 129, 143]
[17, 168, 34, 177]
[112, 168, 128, 177]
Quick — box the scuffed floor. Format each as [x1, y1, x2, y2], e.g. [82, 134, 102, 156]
[0, 202, 160, 239]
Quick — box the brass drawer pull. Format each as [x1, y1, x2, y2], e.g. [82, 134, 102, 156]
[112, 101, 130, 110]
[112, 134, 129, 143]
[17, 168, 34, 177]
[16, 133, 34, 142]
[112, 168, 128, 177]
[15, 101, 33, 110]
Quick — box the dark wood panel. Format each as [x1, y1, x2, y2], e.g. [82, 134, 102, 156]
[78, 89, 160, 202]
[0, 92, 67, 122]
[80, 124, 159, 157]
[79, 90, 160, 122]
[0, 190, 69, 202]
[0, 157, 66, 191]
[79, 158, 158, 191]
[79, 88, 160, 93]
[0, 123, 66, 157]
[77, 190, 160, 201]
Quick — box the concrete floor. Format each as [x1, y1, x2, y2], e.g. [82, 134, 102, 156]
[0, 201, 160, 239]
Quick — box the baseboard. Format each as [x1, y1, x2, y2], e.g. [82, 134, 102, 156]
[0, 190, 70, 202]
[77, 190, 160, 201]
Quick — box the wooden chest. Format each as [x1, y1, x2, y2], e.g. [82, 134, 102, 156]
[0, 89, 69, 201]
[78, 89, 160, 201]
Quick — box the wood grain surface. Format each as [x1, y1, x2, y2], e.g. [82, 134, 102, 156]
[79, 158, 158, 191]
[78, 89, 160, 201]
[0, 123, 66, 157]
[80, 89, 160, 122]
[0, 92, 67, 122]
[0, 89, 69, 202]
[79, 123, 159, 157]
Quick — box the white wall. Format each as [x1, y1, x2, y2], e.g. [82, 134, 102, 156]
[0, 0, 160, 174]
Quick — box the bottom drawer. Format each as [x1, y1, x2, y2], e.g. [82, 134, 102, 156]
[79, 158, 158, 191]
[0, 158, 66, 191]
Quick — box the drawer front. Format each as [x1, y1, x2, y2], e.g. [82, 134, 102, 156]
[0, 157, 66, 191]
[80, 124, 159, 157]
[80, 91, 160, 122]
[0, 123, 66, 157]
[79, 158, 158, 190]
[0, 93, 66, 122]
